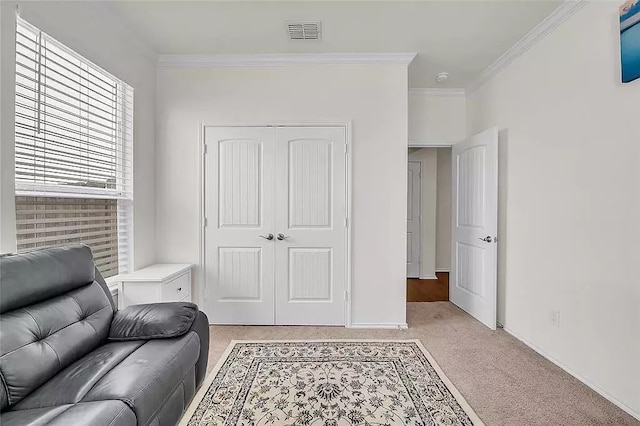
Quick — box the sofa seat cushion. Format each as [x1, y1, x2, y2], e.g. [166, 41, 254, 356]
[14, 341, 145, 410]
[1, 400, 135, 426]
[82, 331, 200, 425]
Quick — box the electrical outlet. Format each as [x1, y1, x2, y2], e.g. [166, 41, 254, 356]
[550, 310, 561, 328]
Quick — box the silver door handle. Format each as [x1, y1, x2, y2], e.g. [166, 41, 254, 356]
[259, 234, 274, 241]
[478, 236, 493, 243]
[277, 234, 289, 241]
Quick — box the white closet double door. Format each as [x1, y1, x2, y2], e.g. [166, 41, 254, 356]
[204, 126, 347, 325]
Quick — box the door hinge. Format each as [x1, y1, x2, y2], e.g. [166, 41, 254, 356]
[344, 144, 348, 155]
[203, 217, 208, 227]
[203, 144, 208, 155]
[344, 217, 348, 227]
[344, 291, 349, 301]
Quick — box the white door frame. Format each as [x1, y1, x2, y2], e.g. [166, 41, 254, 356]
[408, 141, 454, 148]
[409, 142, 453, 279]
[412, 138, 500, 330]
[406, 160, 422, 278]
[199, 122, 353, 326]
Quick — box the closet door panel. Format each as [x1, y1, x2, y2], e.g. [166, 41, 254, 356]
[274, 127, 347, 325]
[204, 126, 275, 324]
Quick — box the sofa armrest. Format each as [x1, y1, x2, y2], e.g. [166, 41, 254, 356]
[109, 302, 198, 341]
[188, 311, 210, 387]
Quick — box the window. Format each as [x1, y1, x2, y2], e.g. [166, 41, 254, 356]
[14, 18, 133, 278]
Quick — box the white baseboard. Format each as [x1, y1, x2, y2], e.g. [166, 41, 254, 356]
[419, 275, 438, 280]
[435, 268, 450, 273]
[503, 327, 640, 421]
[349, 323, 408, 330]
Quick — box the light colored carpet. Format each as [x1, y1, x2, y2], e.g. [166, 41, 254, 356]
[206, 302, 639, 426]
[186, 340, 482, 425]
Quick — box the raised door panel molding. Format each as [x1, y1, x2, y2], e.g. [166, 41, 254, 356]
[456, 146, 486, 228]
[455, 242, 485, 298]
[288, 248, 332, 301]
[218, 139, 262, 228]
[218, 247, 262, 300]
[289, 139, 332, 228]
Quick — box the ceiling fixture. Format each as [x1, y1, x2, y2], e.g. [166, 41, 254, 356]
[287, 22, 322, 41]
[435, 72, 449, 83]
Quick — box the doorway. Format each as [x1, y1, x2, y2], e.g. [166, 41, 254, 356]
[406, 147, 452, 302]
[202, 125, 349, 326]
[406, 128, 499, 330]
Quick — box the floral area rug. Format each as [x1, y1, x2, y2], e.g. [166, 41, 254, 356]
[180, 340, 484, 426]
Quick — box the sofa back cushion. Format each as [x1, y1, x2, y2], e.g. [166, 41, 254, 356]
[0, 245, 114, 411]
[1, 245, 96, 312]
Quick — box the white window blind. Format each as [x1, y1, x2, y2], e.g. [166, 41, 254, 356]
[14, 18, 134, 278]
[15, 197, 131, 278]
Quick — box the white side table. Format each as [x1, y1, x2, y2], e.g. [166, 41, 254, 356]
[117, 264, 192, 309]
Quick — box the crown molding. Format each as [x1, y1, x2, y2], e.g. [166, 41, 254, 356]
[157, 53, 417, 68]
[467, 0, 588, 94]
[408, 88, 465, 98]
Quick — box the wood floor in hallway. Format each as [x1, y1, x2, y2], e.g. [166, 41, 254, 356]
[407, 271, 449, 302]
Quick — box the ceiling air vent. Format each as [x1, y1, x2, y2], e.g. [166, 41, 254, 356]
[287, 22, 321, 41]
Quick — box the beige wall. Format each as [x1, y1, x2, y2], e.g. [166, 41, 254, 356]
[156, 65, 409, 326]
[407, 91, 461, 276]
[408, 148, 437, 279]
[467, 2, 640, 417]
[409, 92, 466, 144]
[0, 3, 11, 253]
[0, 1, 157, 269]
[407, 147, 452, 277]
[435, 148, 452, 271]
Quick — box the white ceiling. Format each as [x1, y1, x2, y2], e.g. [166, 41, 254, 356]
[108, 0, 562, 88]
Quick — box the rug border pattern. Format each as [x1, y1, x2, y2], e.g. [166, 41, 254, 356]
[179, 339, 485, 426]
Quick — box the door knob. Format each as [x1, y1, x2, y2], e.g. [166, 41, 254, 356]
[478, 236, 493, 243]
[259, 234, 274, 241]
[277, 234, 289, 241]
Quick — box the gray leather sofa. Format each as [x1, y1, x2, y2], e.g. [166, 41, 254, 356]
[0, 245, 209, 425]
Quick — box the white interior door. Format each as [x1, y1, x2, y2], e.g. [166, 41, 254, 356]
[204, 126, 275, 324]
[450, 128, 498, 330]
[407, 161, 421, 278]
[274, 127, 347, 325]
